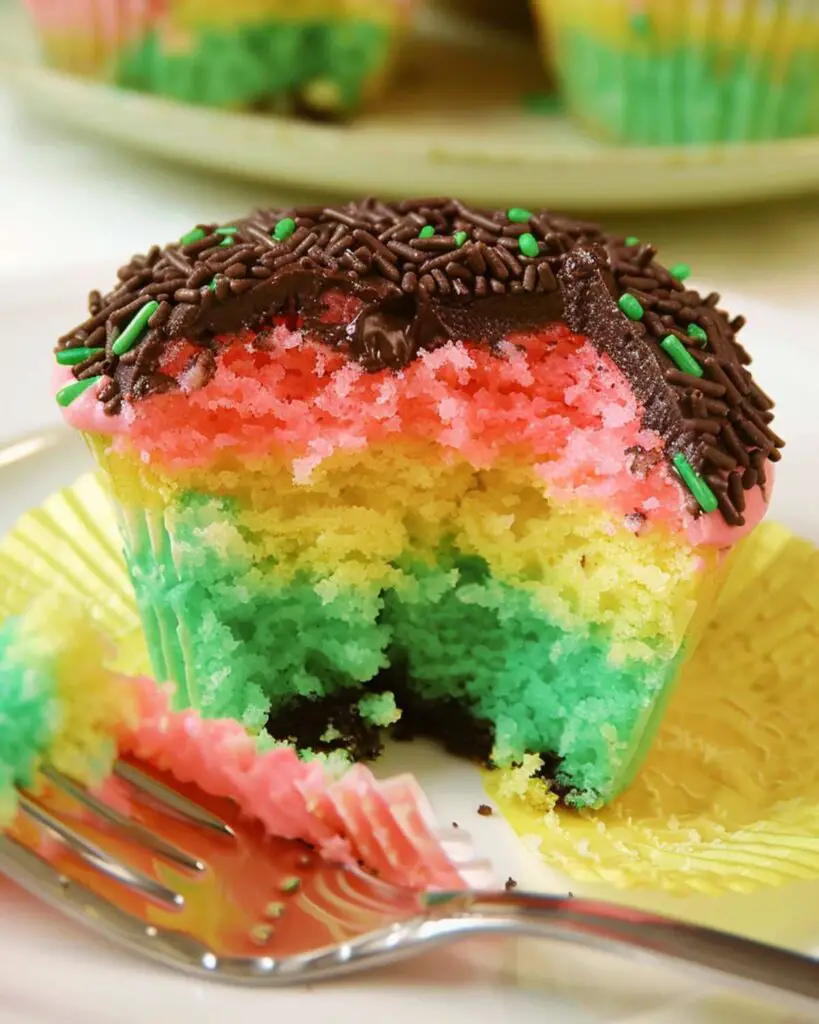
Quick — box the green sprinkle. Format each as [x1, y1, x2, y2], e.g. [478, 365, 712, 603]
[418, 225, 436, 239]
[660, 336, 703, 377]
[630, 11, 652, 36]
[687, 323, 708, 346]
[216, 226, 237, 236]
[453, 230, 468, 247]
[216, 226, 238, 249]
[179, 227, 205, 246]
[273, 217, 296, 242]
[208, 277, 218, 293]
[280, 876, 301, 895]
[518, 233, 540, 258]
[670, 263, 691, 281]
[672, 453, 718, 514]
[56, 376, 102, 408]
[618, 293, 644, 321]
[249, 925, 274, 945]
[625, 236, 640, 247]
[507, 207, 532, 223]
[111, 301, 159, 357]
[56, 346, 104, 366]
[265, 902, 285, 919]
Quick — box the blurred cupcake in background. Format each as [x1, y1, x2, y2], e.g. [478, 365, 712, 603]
[531, 0, 819, 145]
[23, 0, 414, 116]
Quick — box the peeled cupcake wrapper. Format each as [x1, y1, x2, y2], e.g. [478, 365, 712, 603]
[23, 0, 413, 113]
[532, 0, 819, 146]
[0, 587, 479, 891]
[4, 471, 819, 895]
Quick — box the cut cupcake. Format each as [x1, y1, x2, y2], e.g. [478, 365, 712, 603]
[23, 0, 413, 116]
[53, 199, 783, 808]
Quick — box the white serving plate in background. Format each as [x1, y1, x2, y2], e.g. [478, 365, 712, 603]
[4, 3, 819, 212]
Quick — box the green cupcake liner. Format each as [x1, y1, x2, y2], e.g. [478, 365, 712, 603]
[533, 0, 819, 145]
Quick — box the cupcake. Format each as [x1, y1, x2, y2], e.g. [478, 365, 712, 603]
[23, 0, 413, 115]
[53, 199, 783, 809]
[532, 0, 819, 145]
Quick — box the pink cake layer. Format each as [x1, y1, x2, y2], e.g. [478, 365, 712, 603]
[119, 675, 466, 890]
[58, 316, 770, 547]
[24, 0, 167, 37]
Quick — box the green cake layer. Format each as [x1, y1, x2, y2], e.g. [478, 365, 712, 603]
[117, 20, 393, 111]
[121, 502, 682, 807]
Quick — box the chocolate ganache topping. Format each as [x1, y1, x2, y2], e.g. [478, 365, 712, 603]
[56, 198, 783, 526]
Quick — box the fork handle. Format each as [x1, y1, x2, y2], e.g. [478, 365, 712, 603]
[438, 892, 819, 1010]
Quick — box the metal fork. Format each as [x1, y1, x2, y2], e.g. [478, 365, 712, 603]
[1, 760, 817, 1013]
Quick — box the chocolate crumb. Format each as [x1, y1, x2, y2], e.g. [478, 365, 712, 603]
[477, 804, 493, 817]
[624, 511, 647, 535]
[504, 877, 518, 891]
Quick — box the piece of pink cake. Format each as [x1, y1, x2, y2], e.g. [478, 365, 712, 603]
[0, 605, 471, 890]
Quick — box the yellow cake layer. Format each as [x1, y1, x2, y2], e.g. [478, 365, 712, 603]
[90, 438, 714, 658]
[539, 0, 819, 53]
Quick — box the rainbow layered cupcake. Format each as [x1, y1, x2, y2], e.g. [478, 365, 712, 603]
[53, 199, 783, 808]
[532, 0, 819, 145]
[24, 0, 412, 115]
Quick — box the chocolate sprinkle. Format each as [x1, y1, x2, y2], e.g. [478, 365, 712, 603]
[55, 199, 783, 526]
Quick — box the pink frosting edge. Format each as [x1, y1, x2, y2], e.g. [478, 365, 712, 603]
[54, 366, 132, 436]
[118, 676, 470, 891]
[686, 464, 773, 549]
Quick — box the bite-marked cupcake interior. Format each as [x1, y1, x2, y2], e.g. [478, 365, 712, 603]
[54, 199, 783, 809]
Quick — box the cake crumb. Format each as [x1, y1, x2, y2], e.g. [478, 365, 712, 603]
[357, 691, 402, 727]
[504, 877, 518, 891]
[477, 804, 493, 817]
[452, 822, 459, 829]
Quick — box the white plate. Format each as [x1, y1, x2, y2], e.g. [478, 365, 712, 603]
[5, 3, 819, 213]
[1, 302, 818, 1021]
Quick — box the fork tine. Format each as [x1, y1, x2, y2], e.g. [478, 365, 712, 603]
[114, 761, 235, 838]
[17, 791, 183, 909]
[42, 766, 205, 873]
[0, 834, 215, 975]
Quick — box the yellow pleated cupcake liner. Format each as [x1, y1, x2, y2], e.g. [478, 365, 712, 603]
[484, 521, 819, 895]
[3, 473, 819, 895]
[0, 473, 150, 678]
